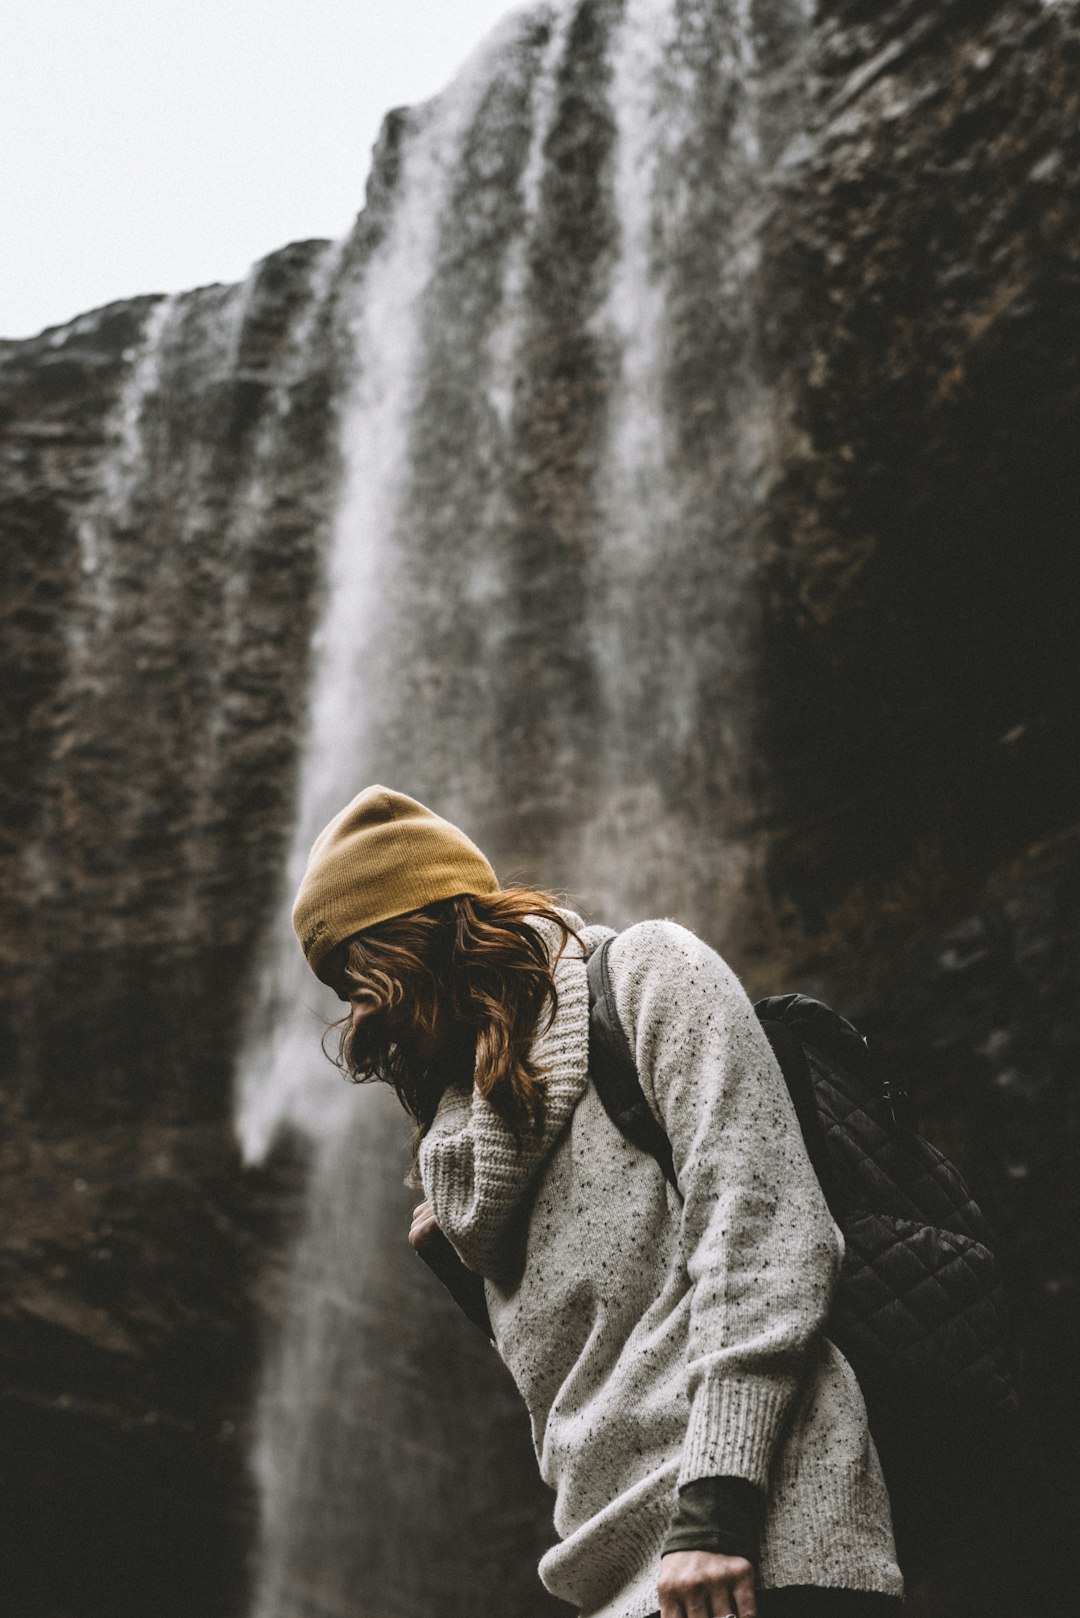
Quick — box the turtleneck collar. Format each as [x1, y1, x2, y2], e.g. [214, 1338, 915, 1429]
[418, 906, 612, 1279]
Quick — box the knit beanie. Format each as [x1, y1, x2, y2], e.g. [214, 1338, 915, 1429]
[292, 785, 500, 980]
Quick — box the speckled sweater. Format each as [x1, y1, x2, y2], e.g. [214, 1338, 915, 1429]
[419, 913, 902, 1618]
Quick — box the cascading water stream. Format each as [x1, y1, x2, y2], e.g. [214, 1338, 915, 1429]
[233, 3, 819, 1614]
[181, 242, 343, 899]
[234, 15, 539, 1164]
[237, 14, 578, 1618]
[72, 296, 178, 627]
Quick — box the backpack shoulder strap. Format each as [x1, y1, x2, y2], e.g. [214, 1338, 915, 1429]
[587, 939, 849, 1221]
[586, 935, 678, 1191]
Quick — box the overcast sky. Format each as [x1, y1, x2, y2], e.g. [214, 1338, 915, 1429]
[2, 0, 524, 339]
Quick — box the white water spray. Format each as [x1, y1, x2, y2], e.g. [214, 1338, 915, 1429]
[73, 296, 177, 644]
[234, 28, 523, 1164]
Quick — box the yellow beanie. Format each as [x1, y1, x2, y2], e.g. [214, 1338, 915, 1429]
[291, 785, 500, 979]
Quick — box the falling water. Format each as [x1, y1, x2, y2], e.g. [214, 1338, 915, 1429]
[234, 12, 548, 1161]
[177, 239, 345, 946]
[234, 2, 820, 1614]
[73, 296, 178, 615]
[239, 13, 579, 1617]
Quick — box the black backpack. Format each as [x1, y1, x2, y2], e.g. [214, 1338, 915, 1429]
[420, 935, 1019, 1572]
[585, 934, 1018, 1573]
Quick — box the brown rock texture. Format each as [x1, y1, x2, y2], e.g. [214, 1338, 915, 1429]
[0, 253, 341, 1614]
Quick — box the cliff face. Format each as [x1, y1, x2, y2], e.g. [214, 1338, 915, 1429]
[0, 248, 340, 1123]
[759, 0, 1080, 929]
[0, 258, 340, 1615]
[1, 2, 1078, 1615]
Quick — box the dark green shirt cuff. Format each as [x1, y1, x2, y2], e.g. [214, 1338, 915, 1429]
[660, 1475, 765, 1564]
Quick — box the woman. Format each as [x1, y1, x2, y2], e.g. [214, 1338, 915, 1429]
[292, 785, 904, 1618]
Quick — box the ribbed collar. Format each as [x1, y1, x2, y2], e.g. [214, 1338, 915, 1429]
[418, 907, 612, 1279]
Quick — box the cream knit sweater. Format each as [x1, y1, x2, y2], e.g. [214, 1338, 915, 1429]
[419, 913, 902, 1617]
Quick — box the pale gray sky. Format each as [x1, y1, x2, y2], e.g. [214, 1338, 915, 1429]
[2, 0, 524, 339]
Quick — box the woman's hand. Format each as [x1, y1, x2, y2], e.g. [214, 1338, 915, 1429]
[657, 1550, 757, 1618]
[408, 1198, 440, 1251]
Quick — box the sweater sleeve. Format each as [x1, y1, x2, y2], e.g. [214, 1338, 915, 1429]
[608, 919, 842, 1493]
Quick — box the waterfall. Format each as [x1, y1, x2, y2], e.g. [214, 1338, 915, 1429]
[234, 9, 551, 1161]
[73, 296, 178, 619]
[234, 2, 819, 1614]
[181, 239, 344, 928]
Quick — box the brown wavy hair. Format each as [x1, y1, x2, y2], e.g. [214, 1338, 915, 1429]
[321, 888, 581, 1174]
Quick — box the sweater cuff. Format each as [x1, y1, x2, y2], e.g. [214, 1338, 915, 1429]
[661, 1475, 765, 1564]
[678, 1375, 792, 1491]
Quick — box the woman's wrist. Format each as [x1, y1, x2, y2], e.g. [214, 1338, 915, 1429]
[661, 1474, 764, 1565]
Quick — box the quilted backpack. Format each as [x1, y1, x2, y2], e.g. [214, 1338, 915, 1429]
[585, 934, 1019, 1573]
